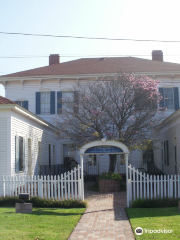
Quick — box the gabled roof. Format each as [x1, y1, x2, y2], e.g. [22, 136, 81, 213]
[0, 96, 58, 131]
[1, 57, 180, 78]
[0, 95, 16, 104]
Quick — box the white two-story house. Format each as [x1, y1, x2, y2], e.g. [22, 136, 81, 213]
[1, 50, 180, 176]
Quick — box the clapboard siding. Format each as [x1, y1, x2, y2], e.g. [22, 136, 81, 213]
[0, 118, 7, 194]
[5, 80, 76, 124]
[5, 77, 180, 124]
[11, 114, 61, 177]
[4, 75, 180, 175]
[154, 120, 180, 175]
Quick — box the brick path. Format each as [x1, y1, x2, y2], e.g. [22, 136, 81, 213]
[68, 183, 135, 240]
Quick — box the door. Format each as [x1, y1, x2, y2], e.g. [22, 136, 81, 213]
[88, 155, 98, 175]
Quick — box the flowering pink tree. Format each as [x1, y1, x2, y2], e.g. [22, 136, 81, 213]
[55, 74, 165, 172]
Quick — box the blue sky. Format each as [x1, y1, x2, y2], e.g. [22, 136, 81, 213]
[1, 0, 180, 96]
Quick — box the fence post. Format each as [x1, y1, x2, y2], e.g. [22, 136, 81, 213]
[47, 175, 50, 199]
[74, 167, 77, 200]
[2, 176, 5, 197]
[71, 170, 74, 200]
[80, 155, 84, 201]
[58, 175, 60, 201]
[78, 165, 81, 199]
[129, 164, 132, 202]
[171, 175, 173, 198]
[61, 174, 63, 200]
[178, 175, 180, 198]
[38, 176, 43, 198]
[125, 154, 129, 207]
[64, 172, 67, 199]
[174, 175, 177, 198]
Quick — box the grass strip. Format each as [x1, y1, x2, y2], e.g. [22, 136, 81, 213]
[126, 207, 180, 239]
[0, 207, 86, 240]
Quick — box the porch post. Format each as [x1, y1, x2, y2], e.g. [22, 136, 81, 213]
[80, 154, 84, 201]
[125, 153, 129, 207]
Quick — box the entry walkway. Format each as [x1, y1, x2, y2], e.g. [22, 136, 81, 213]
[68, 183, 135, 240]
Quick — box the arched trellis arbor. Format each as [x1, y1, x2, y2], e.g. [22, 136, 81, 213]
[79, 138, 130, 204]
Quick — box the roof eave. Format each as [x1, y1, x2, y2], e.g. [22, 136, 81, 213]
[1, 71, 180, 82]
[0, 104, 59, 131]
[157, 109, 180, 129]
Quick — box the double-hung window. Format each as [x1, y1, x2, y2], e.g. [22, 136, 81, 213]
[40, 92, 50, 114]
[159, 87, 179, 110]
[62, 92, 74, 112]
[48, 144, 51, 167]
[36, 91, 55, 114]
[14, 101, 28, 110]
[15, 135, 25, 172]
[57, 91, 79, 114]
[163, 140, 169, 166]
[164, 88, 174, 109]
[88, 155, 97, 166]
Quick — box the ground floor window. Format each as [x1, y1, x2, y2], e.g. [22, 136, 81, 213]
[49, 144, 51, 167]
[63, 144, 75, 164]
[143, 143, 154, 164]
[88, 155, 97, 166]
[15, 135, 25, 172]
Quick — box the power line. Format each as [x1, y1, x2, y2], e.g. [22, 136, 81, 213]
[1, 54, 180, 59]
[1, 31, 180, 43]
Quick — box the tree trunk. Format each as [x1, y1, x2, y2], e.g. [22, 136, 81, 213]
[109, 154, 117, 173]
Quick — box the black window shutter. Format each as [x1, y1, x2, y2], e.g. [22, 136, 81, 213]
[57, 91, 62, 114]
[50, 91, 55, 114]
[174, 87, 179, 110]
[36, 92, 41, 114]
[159, 88, 164, 109]
[166, 140, 169, 165]
[23, 101, 28, 110]
[15, 135, 19, 172]
[74, 91, 79, 113]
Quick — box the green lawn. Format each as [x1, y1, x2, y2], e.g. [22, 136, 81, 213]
[126, 207, 180, 240]
[0, 207, 86, 240]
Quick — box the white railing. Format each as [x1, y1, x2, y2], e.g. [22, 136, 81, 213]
[2, 165, 83, 200]
[127, 164, 180, 207]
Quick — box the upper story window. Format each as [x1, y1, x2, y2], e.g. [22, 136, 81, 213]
[57, 91, 78, 114]
[164, 88, 174, 109]
[36, 91, 55, 115]
[40, 92, 50, 114]
[62, 92, 74, 112]
[159, 87, 179, 110]
[15, 101, 28, 110]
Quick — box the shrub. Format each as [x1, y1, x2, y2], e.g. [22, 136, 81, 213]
[0, 196, 87, 208]
[130, 197, 180, 208]
[98, 171, 122, 181]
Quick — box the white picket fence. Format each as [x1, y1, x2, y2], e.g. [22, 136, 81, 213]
[127, 164, 180, 207]
[2, 165, 84, 200]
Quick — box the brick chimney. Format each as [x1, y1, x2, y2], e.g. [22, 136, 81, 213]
[49, 54, 60, 65]
[152, 50, 163, 61]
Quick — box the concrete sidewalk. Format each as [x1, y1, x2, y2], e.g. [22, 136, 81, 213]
[68, 183, 135, 240]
